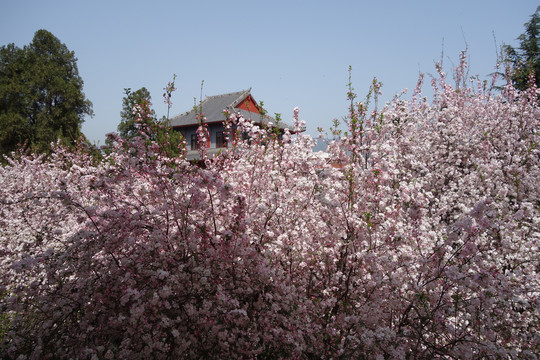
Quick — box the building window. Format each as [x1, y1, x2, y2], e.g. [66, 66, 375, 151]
[191, 133, 210, 149]
[216, 131, 227, 148]
[191, 134, 198, 150]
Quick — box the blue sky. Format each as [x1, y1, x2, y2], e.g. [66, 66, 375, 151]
[1, 0, 538, 145]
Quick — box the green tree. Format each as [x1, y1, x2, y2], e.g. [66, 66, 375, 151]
[115, 86, 184, 157]
[0, 29, 93, 156]
[504, 6, 540, 90]
[118, 87, 155, 139]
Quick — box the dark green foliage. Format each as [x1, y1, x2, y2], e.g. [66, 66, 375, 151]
[118, 87, 155, 139]
[115, 86, 185, 158]
[504, 6, 540, 90]
[154, 115, 186, 158]
[0, 29, 93, 156]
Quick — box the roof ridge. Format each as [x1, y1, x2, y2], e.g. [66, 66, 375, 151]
[170, 89, 252, 121]
[205, 89, 250, 100]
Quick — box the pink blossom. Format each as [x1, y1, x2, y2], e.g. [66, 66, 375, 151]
[1, 55, 539, 359]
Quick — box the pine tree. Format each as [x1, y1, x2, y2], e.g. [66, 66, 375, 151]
[504, 6, 540, 90]
[0, 29, 93, 156]
[117, 87, 155, 139]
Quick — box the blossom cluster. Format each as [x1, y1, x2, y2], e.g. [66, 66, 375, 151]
[0, 57, 539, 359]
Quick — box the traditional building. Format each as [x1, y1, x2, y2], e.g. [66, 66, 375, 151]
[169, 89, 294, 160]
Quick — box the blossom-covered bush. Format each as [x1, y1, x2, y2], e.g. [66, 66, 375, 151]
[1, 56, 539, 359]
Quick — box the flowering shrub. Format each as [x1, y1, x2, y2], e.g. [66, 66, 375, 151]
[1, 56, 539, 359]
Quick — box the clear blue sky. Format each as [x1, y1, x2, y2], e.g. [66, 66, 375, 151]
[1, 0, 538, 145]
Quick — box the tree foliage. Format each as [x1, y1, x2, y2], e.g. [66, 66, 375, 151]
[0, 29, 93, 156]
[0, 56, 539, 359]
[504, 6, 540, 90]
[115, 86, 185, 158]
[117, 87, 154, 140]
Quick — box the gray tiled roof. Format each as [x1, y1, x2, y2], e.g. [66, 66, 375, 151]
[169, 89, 293, 130]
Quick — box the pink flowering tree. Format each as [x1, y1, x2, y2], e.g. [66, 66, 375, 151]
[1, 54, 539, 359]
